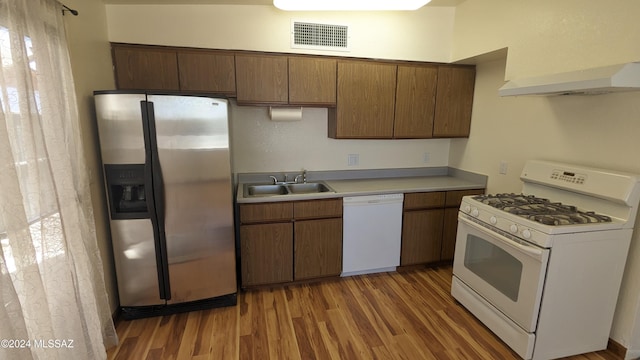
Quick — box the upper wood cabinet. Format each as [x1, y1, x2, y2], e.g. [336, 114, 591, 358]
[235, 55, 336, 106]
[394, 64, 438, 139]
[235, 54, 288, 105]
[110, 43, 476, 139]
[433, 66, 476, 138]
[177, 50, 236, 94]
[288, 56, 337, 106]
[329, 61, 475, 139]
[112, 43, 237, 94]
[112, 44, 179, 91]
[329, 60, 397, 138]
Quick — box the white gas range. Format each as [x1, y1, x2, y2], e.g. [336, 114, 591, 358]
[451, 160, 640, 360]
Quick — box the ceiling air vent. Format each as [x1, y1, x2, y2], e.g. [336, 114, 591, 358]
[291, 20, 350, 52]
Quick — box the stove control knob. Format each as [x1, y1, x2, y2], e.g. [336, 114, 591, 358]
[463, 205, 471, 213]
[490, 216, 497, 225]
[510, 224, 518, 233]
[522, 229, 532, 239]
[471, 208, 479, 217]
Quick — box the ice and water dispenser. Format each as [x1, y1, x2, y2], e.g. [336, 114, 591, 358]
[104, 164, 150, 219]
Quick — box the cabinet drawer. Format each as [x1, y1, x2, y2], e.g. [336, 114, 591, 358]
[404, 192, 446, 210]
[240, 202, 293, 223]
[294, 198, 342, 220]
[445, 189, 485, 207]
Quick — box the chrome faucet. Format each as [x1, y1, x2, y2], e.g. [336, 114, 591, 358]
[293, 169, 307, 184]
[270, 170, 307, 184]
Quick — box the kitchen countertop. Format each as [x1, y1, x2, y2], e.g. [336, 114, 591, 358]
[236, 167, 487, 203]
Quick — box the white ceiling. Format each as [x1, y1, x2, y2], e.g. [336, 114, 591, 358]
[102, 0, 465, 7]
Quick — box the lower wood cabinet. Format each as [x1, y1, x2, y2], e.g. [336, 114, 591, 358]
[401, 192, 445, 266]
[294, 218, 342, 280]
[401, 209, 444, 265]
[401, 189, 485, 265]
[239, 198, 342, 288]
[240, 223, 293, 286]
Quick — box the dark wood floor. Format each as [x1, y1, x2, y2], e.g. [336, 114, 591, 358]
[107, 266, 621, 359]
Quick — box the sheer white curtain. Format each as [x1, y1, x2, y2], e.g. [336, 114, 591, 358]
[0, 0, 117, 359]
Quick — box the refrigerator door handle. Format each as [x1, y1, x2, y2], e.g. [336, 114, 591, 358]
[142, 100, 172, 301]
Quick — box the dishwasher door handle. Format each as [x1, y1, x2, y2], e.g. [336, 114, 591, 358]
[343, 194, 404, 205]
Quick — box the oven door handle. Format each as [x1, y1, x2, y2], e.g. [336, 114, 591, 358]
[459, 215, 546, 260]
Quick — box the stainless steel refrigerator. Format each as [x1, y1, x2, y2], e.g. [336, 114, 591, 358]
[94, 91, 237, 319]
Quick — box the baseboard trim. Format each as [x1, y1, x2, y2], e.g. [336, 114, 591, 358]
[608, 338, 627, 358]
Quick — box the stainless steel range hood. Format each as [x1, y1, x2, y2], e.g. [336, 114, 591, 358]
[499, 62, 640, 96]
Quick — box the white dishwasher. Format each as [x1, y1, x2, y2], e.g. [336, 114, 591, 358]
[342, 193, 404, 277]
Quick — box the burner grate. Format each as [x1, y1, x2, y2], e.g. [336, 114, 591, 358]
[473, 193, 612, 225]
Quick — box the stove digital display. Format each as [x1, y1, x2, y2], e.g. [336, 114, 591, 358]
[551, 170, 586, 184]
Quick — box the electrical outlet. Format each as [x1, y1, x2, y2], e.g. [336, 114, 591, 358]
[423, 152, 430, 163]
[499, 161, 508, 175]
[347, 154, 359, 166]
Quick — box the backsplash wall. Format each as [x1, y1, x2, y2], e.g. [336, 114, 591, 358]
[229, 102, 451, 173]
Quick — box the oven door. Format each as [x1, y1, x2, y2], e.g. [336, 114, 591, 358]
[453, 214, 550, 333]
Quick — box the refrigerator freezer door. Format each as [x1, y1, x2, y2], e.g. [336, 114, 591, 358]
[95, 93, 164, 307]
[148, 95, 237, 303]
[94, 93, 147, 164]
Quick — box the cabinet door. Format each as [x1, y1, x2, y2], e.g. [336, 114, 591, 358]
[289, 56, 337, 106]
[294, 218, 342, 280]
[401, 209, 444, 265]
[240, 223, 293, 286]
[177, 50, 236, 94]
[112, 44, 179, 90]
[235, 54, 288, 105]
[329, 61, 397, 138]
[433, 66, 476, 138]
[394, 65, 438, 139]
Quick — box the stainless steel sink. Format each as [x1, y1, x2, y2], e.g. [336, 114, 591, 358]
[245, 184, 288, 196]
[243, 181, 335, 197]
[287, 182, 333, 194]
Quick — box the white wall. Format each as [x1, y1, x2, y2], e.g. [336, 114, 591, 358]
[63, 0, 118, 313]
[451, 0, 640, 79]
[105, 5, 454, 63]
[450, 0, 640, 354]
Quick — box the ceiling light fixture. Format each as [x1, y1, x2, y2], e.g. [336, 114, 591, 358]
[273, 0, 431, 11]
